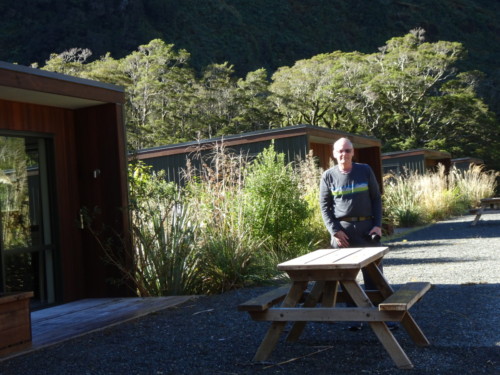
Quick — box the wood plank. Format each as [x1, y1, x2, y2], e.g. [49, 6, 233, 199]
[277, 247, 389, 271]
[237, 285, 290, 311]
[480, 197, 500, 204]
[250, 307, 404, 322]
[379, 282, 431, 311]
[30, 297, 193, 348]
[286, 281, 326, 342]
[0, 323, 31, 347]
[296, 248, 363, 267]
[0, 292, 34, 305]
[342, 280, 414, 369]
[285, 268, 360, 282]
[252, 281, 308, 361]
[277, 249, 339, 269]
[334, 247, 389, 269]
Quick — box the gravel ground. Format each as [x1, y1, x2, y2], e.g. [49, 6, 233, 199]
[1, 213, 499, 375]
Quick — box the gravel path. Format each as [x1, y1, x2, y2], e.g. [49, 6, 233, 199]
[1, 213, 499, 375]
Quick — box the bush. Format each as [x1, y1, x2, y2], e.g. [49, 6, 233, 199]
[128, 162, 201, 296]
[183, 145, 278, 293]
[242, 143, 311, 261]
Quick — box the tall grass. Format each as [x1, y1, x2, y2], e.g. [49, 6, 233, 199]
[449, 164, 499, 208]
[383, 171, 423, 227]
[183, 144, 278, 293]
[383, 164, 498, 228]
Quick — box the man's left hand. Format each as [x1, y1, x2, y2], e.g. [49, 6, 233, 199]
[369, 226, 382, 237]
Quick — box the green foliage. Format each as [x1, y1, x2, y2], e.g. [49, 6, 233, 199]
[295, 151, 331, 249]
[36, 29, 500, 169]
[242, 143, 311, 260]
[96, 153, 498, 297]
[127, 162, 201, 296]
[269, 29, 500, 169]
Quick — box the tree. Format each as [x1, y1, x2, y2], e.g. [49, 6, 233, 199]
[121, 39, 194, 150]
[269, 29, 500, 168]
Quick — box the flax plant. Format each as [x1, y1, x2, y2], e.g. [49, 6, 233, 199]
[128, 162, 201, 296]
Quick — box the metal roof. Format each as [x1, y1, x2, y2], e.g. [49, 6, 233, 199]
[135, 124, 381, 159]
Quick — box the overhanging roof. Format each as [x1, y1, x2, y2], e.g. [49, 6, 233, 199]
[382, 148, 451, 160]
[0, 61, 124, 109]
[135, 124, 381, 159]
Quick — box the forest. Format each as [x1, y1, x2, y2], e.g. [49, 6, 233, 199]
[38, 30, 500, 169]
[1, 0, 499, 168]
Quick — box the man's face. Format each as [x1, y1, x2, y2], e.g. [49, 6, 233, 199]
[333, 140, 354, 165]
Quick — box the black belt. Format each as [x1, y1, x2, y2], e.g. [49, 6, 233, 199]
[339, 216, 372, 222]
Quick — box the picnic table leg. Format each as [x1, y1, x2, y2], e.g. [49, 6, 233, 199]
[286, 281, 325, 342]
[471, 207, 484, 226]
[322, 280, 339, 307]
[253, 281, 308, 361]
[401, 313, 430, 346]
[364, 263, 430, 347]
[342, 280, 414, 369]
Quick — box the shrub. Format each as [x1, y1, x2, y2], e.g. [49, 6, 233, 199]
[242, 143, 311, 261]
[128, 162, 201, 296]
[183, 144, 279, 293]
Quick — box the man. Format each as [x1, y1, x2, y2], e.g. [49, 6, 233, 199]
[319, 137, 394, 330]
[319, 137, 382, 248]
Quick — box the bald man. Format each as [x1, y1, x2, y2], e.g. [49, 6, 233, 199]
[319, 138, 394, 330]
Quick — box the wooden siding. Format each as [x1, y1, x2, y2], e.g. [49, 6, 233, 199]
[0, 98, 83, 301]
[310, 142, 333, 170]
[356, 146, 383, 193]
[75, 103, 131, 298]
[139, 136, 309, 185]
[0, 98, 131, 302]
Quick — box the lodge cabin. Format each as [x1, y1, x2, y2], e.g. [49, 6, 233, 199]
[451, 157, 484, 172]
[133, 124, 384, 190]
[0, 61, 132, 309]
[382, 149, 452, 176]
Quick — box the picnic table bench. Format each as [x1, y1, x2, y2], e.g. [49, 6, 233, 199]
[238, 247, 432, 370]
[471, 197, 500, 226]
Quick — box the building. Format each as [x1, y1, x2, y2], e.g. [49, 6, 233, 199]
[382, 149, 452, 175]
[451, 157, 484, 172]
[134, 124, 383, 188]
[0, 61, 132, 308]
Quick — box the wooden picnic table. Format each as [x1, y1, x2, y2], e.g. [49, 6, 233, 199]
[471, 197, 500, 226]
[239, 247, 431, 369]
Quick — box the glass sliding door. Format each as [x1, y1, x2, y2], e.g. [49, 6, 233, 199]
[0, 134, 57, 308]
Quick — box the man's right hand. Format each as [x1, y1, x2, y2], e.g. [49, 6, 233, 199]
[334, 230, 350, 248]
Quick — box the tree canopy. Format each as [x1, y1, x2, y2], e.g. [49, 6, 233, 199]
[40, 31, 500, 169]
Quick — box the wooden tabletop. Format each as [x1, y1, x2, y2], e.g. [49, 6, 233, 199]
[277, 247, 389, 271]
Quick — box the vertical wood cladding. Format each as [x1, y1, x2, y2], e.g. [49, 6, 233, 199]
[75, 103, 131, 298]
[0, 98, 83, 301]
[0, 98, 131, 301]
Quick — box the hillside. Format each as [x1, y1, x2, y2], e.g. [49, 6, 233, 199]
[1, 0, 499, 111]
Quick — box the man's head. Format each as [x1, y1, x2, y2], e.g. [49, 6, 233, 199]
[333, 137, 354, 170]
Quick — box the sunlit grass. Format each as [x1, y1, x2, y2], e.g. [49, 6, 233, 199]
[383, 164, 498, 227]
